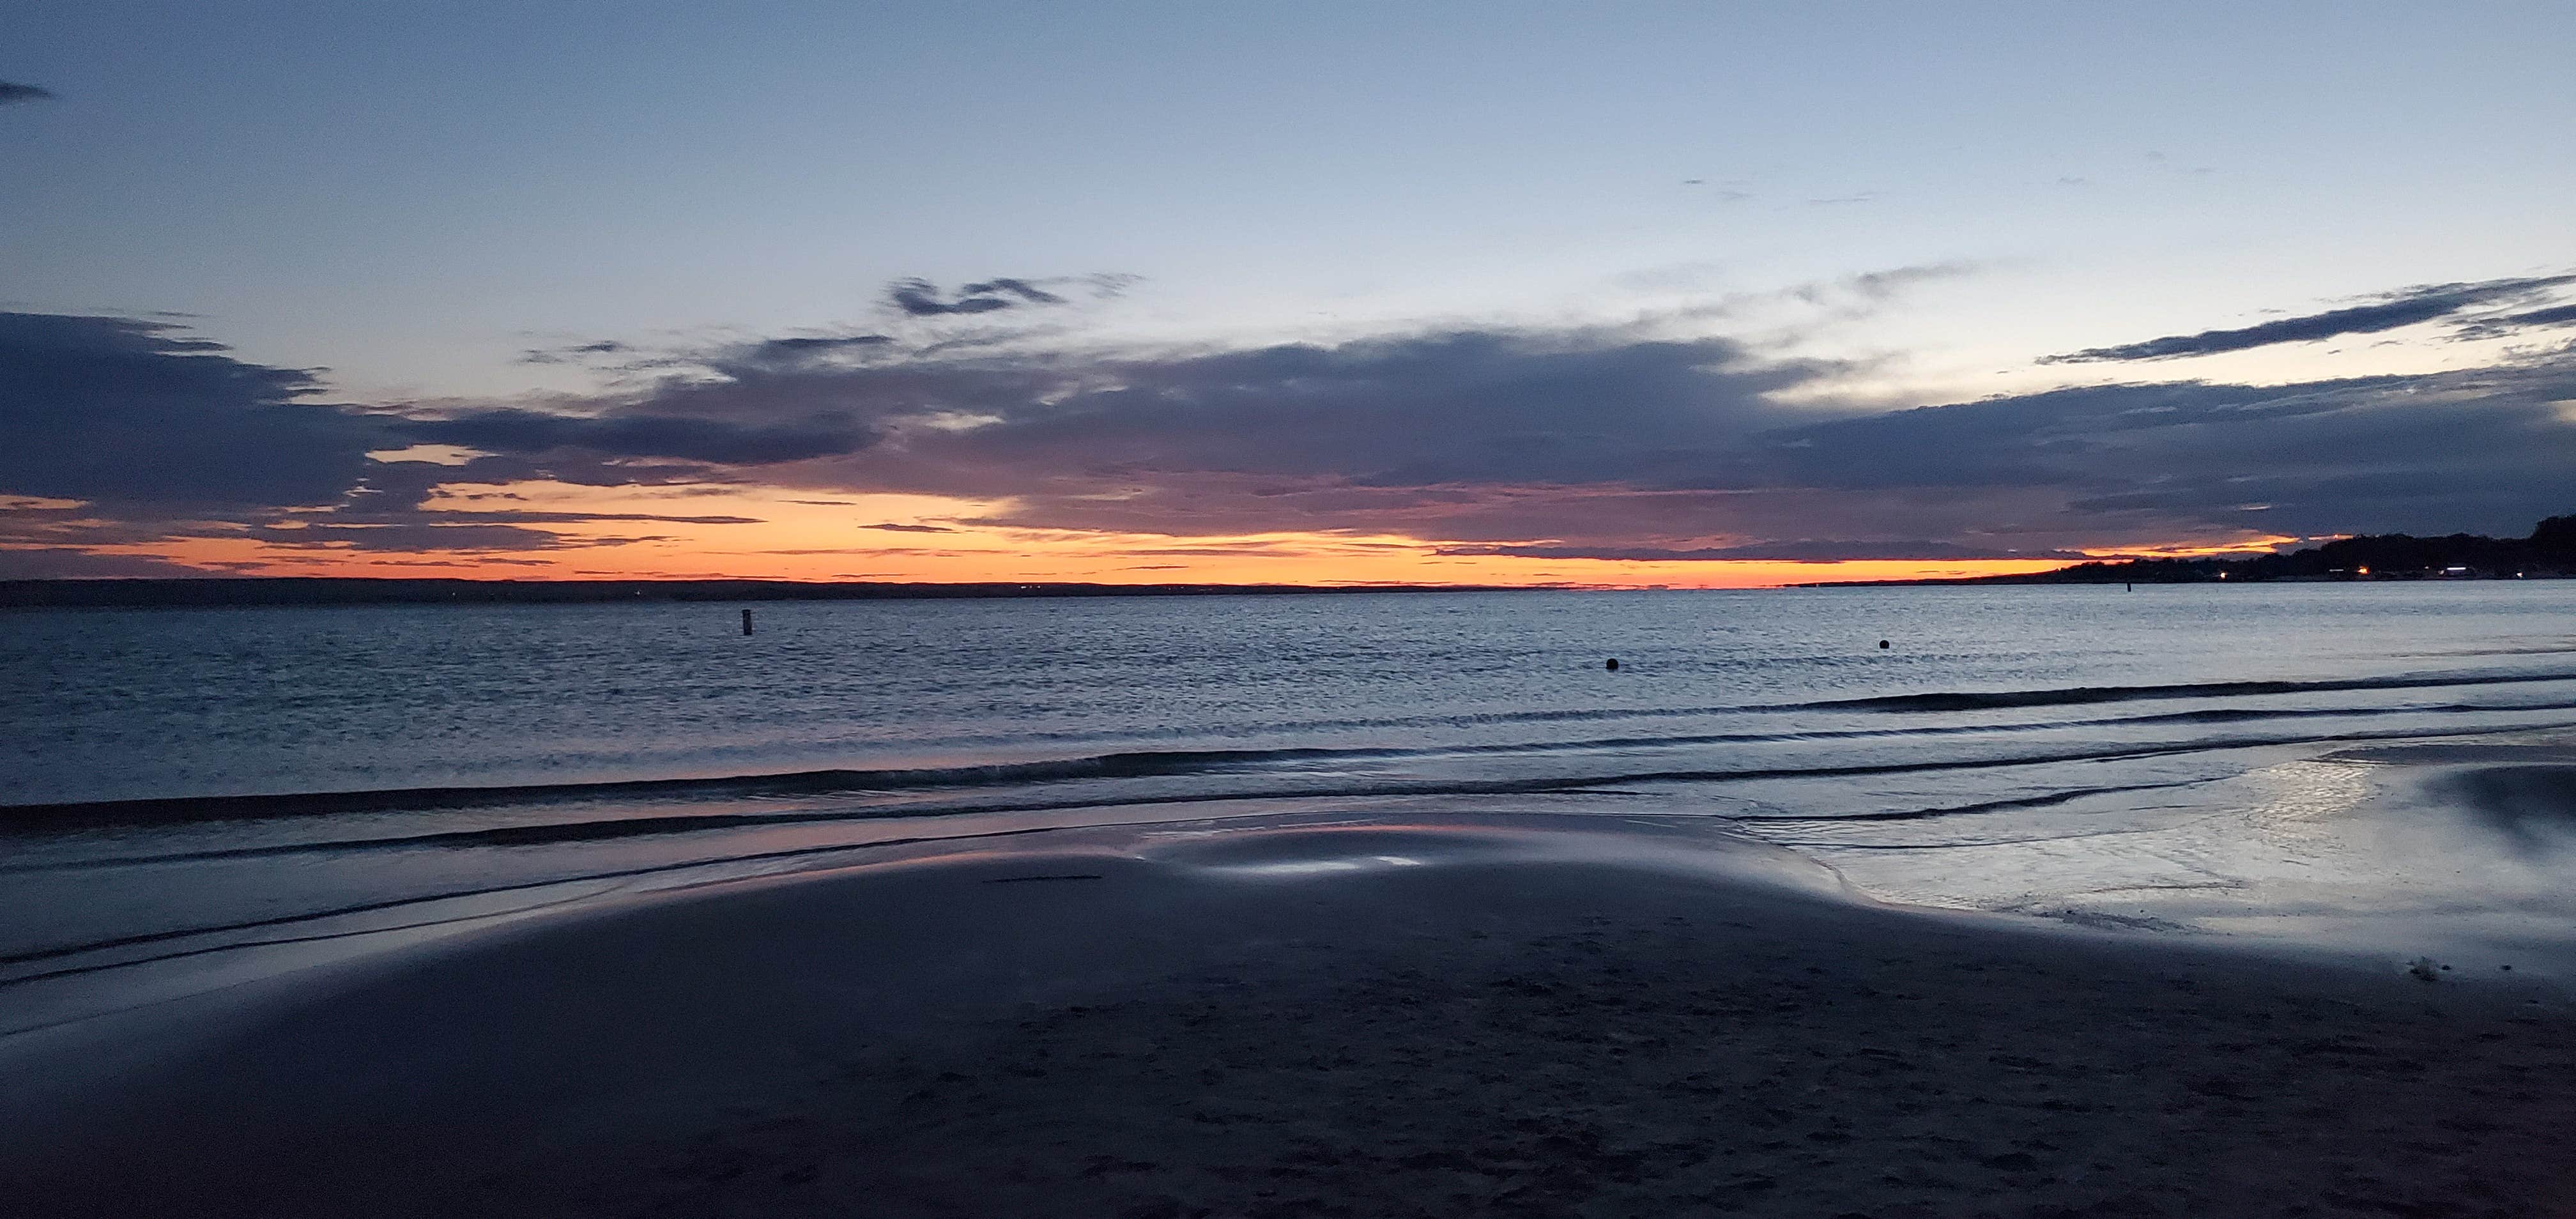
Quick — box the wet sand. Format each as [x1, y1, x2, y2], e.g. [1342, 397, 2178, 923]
[6, 820, 2573, 1218]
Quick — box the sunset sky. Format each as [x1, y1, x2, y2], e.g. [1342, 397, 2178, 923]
[4, 3, 2572, 587]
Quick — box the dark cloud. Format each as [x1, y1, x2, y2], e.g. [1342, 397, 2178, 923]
[886, 277, 1075, 316]
[425, 310, 2576, 555]
[518, 339, 630, 365]
[1747, 367, 2576, 543]
[366, 556, 554, 569]
[397, 407, 876, 465]
[350, 507, 763, 526]
[0, 310, 816, 563]
[882, 332, 1821, 492]
[751, 334, 893, 355]
[958, 278, 1064, 305]
[2451, 303, 2576, 342]
[2507, 303, 2576, 328]
[0, 82, 54, 105]
[2042, 274, 2576, 363]
[0, 311, 388, 508]
[339, 443, 740, 509]
[243, 522, 586, 552]
[861, 522, 954, 533]
[728, 333, 895, 372]
[0, 548, 210, 579]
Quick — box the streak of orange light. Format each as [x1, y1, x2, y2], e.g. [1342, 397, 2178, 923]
[31, 479, 2087, 588]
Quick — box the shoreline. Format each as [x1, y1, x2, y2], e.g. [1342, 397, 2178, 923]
[8, 815, 2572, 1217]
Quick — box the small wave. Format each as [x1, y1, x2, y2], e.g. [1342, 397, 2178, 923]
[1795, 670, 2576, 713]
[0, 750, 1342, 827]
[1726, 778, 2216, 824]
[0, 815, 1118, 979]
[25, 717, 2575, 875]
[10, 692, 2575, 830]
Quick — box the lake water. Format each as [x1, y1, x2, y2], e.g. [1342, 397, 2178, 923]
[6, 583, 2576, 1028]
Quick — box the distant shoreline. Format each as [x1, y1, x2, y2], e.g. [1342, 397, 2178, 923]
[1807, 514, 2576, 587]
[0, 576, 1539, 609]
[1800, 572, 2573, 588]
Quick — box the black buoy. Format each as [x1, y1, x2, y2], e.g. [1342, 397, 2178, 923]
[1605, 658, 1620, 671]
[2126, 581, 2133, 592]
[742, 607, 754, 636]
[1878, 639, 1889, 649]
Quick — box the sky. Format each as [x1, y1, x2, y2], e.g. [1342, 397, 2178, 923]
[3, 1, 2572, 586]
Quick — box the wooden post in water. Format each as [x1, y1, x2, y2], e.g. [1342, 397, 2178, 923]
[742, 607, 753, 636]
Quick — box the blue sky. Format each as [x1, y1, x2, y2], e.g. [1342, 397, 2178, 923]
[3, 3, 2573, 582]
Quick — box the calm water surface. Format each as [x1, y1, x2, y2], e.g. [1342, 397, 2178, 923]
[6, 584, 2575, 1029]
[10, 584, 2574, 804]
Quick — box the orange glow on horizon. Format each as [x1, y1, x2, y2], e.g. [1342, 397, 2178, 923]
[60, 533, 2073, 588]
[20, 477, 2139, 589]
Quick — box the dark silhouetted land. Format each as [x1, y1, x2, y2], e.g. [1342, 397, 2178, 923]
[1813, 513, 2576, 585]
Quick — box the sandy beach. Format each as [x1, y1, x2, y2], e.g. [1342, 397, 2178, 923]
[6, 817, 2571, 1218]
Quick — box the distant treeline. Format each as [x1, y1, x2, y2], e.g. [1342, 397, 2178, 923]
[1945, 514, 2576, 585]
[0, 577, 1520, 610]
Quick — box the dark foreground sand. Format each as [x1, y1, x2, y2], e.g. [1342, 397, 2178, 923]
[6, 820, 2573, 1218]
